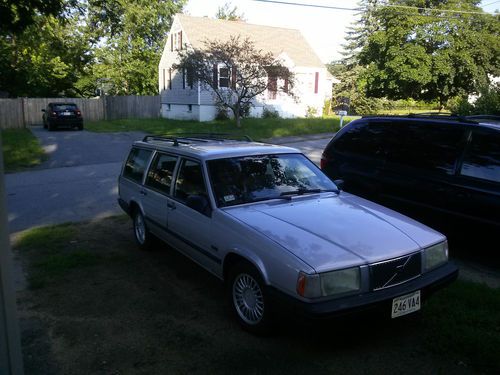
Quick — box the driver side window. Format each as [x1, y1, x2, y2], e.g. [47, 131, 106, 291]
[174, 159, 208, 202]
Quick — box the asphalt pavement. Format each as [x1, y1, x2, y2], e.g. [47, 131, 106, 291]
[6, 126, 333, 233]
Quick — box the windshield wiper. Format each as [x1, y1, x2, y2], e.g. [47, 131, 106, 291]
[280, 188, 339, 197]
[247, 195, 292, 203]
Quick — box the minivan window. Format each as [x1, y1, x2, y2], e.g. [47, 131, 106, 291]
[123, 148, 152, 183]
[333, 122, 387, 158]
[385, 122, 463, 175]
[460, 131, 500, 183]
[145, 153, 178, 194]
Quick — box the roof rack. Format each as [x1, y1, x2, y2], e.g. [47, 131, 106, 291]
[142, 133, 253, 146]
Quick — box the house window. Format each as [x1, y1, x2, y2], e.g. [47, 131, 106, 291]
[219, 67, 230, 88]
[187, 104, 192, 112]
[173, 31, 183, 50]
[267, 76, 277, 100]
[168, 69, 172, 90]
[162, 69, 166, 91]
[187, 67, 194, 89]
[167, 104, 171, 111]
[182, 68, 186, 89]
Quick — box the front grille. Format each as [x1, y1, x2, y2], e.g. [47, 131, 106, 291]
[370, 252, 421, 290]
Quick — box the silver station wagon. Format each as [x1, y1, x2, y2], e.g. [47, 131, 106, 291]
[118, 134, 458, 334]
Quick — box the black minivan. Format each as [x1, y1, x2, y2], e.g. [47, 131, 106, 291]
[321, 115, 500, 238]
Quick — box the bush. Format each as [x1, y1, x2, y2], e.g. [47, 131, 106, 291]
[322, 99, 332, 116]
[215, 103, 230, 121]
[305, 106, 318, 118]
[448, 84, 500, 116]
[262, 106, 280, 119]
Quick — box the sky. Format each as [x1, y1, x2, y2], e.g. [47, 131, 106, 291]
[184, 0, 499, 64]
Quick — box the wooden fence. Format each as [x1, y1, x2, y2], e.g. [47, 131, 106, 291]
[0, 95, 160, 129]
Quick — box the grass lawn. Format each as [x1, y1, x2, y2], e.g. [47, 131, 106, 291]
[1, 128, 46, 172]
[14, 217, 500, 374]
[85, 117, 358, 140]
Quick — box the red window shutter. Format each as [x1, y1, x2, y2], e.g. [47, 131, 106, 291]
[170, 34, 173, 51]
[231, 67, 237, 89]
[179, 31, 183, 50]
[284, 77, 289, 93]
[314, 72, 319, 94]
[213, 64, 218, 89]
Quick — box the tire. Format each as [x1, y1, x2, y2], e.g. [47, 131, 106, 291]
[133, 210, 152, 250]
[227, 262, 273, 335]
[48, 122, 56, 131]
[77, 124, 83, 131]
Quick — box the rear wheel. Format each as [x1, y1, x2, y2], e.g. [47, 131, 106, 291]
[133, 210, 152, 250]
[228, 262, 273, 335]
[48, 122, 56, 131]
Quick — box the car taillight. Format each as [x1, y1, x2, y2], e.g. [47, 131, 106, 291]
[51, 111, 57, 117]
[320, 155, 328, 170]
[76, 110, 81, 117]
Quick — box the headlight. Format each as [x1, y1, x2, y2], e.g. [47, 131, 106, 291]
[320, 267, 360, 296]
[424, 241, 448, 271]
[297, 267, 360, 298]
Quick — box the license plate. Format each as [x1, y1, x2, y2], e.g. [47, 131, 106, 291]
[63, 111, 71, 116]
[391, 290, 420, 318]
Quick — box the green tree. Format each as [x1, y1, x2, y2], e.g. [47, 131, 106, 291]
[87, 0, 185, 95]
[0, 0, 64, 33]
[215, 2, 246, 21]
[359, 0, 500, 108]
[0, 12, 91, 97]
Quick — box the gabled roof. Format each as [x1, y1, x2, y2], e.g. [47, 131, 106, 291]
[176, 14, 324, 68]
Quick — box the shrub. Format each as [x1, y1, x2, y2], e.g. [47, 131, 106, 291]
[305, 106, 318, 118]
[262, 106, 280, 119]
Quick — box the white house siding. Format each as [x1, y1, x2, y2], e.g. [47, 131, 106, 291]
[162, 103, 200, 121]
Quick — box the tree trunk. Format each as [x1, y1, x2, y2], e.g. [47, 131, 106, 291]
[234, 104, 241, 128]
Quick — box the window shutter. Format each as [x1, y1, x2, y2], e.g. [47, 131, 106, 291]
[314, 72, 319, 94]
[162, 69, 165, 90]
[168, 69, 172, 89]
[231, 67, 237, 89]
[213, 64, 218, 89]
[179, 31, 183, 50]
[182, 68, 186, 89]
[170, 34, 173, 51]
[284, 77, 289, 93]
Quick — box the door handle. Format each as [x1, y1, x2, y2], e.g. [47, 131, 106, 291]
[167, 201, 176, 210]
[140, 189, 147, 196]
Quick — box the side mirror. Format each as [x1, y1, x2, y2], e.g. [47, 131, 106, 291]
[333, 179, 344, 191]
[186, 194, 211, 216]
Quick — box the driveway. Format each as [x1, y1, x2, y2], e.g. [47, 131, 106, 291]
[6, 126, 146, 233]
[6, 127, 333, 233]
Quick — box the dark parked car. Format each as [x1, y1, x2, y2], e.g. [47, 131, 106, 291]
[42, 102, 83, 131]
[321, 115, 500, 241]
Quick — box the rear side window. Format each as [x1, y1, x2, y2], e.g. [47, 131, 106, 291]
[123, 148, 152, 183]
[333, 122, 387, 158]
[385, 122, 464, 175]
[174, 159, 208, 202]
[460, 131, 500, 183]
[145, 153, 178, 194]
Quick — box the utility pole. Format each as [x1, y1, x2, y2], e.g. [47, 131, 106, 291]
[0, 131, 24, 375]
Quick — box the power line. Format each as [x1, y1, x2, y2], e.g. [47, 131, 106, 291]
[482, 0, 500, 7]
[252, 0, 496, 16]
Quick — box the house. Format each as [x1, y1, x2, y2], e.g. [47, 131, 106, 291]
[158, 14, 332, 121]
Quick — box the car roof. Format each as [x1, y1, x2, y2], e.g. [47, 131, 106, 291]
[357, 114, 500, 132]
[132, 135, 301, 160]
[49, 102, 78, 106]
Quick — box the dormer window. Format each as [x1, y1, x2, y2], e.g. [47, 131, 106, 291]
[219, 67, 229, 88]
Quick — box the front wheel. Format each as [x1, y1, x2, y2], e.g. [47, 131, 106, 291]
[228, 262, 273, 335]
[133, 210, 152, 250]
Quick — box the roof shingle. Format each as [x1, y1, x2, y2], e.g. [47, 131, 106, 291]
[177, 14, 324, 68]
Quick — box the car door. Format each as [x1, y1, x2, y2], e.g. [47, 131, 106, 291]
[378, 121, 466, 221]
[141, 152, 179, 238]
[454, 128, 500, 228]
[165, 158, 221, 273]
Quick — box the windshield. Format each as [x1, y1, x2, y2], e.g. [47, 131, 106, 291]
[207, 153, 337, 207]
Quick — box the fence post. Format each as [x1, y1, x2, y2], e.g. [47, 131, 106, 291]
[102, 96, 107, 121]
[20, 98, 26, 128]
[0, 132, 25, 375]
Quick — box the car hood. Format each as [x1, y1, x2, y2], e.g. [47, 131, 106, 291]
[224, 193, 445, 273]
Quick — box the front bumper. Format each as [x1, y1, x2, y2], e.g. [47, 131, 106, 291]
[267, 262, 458, 319]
